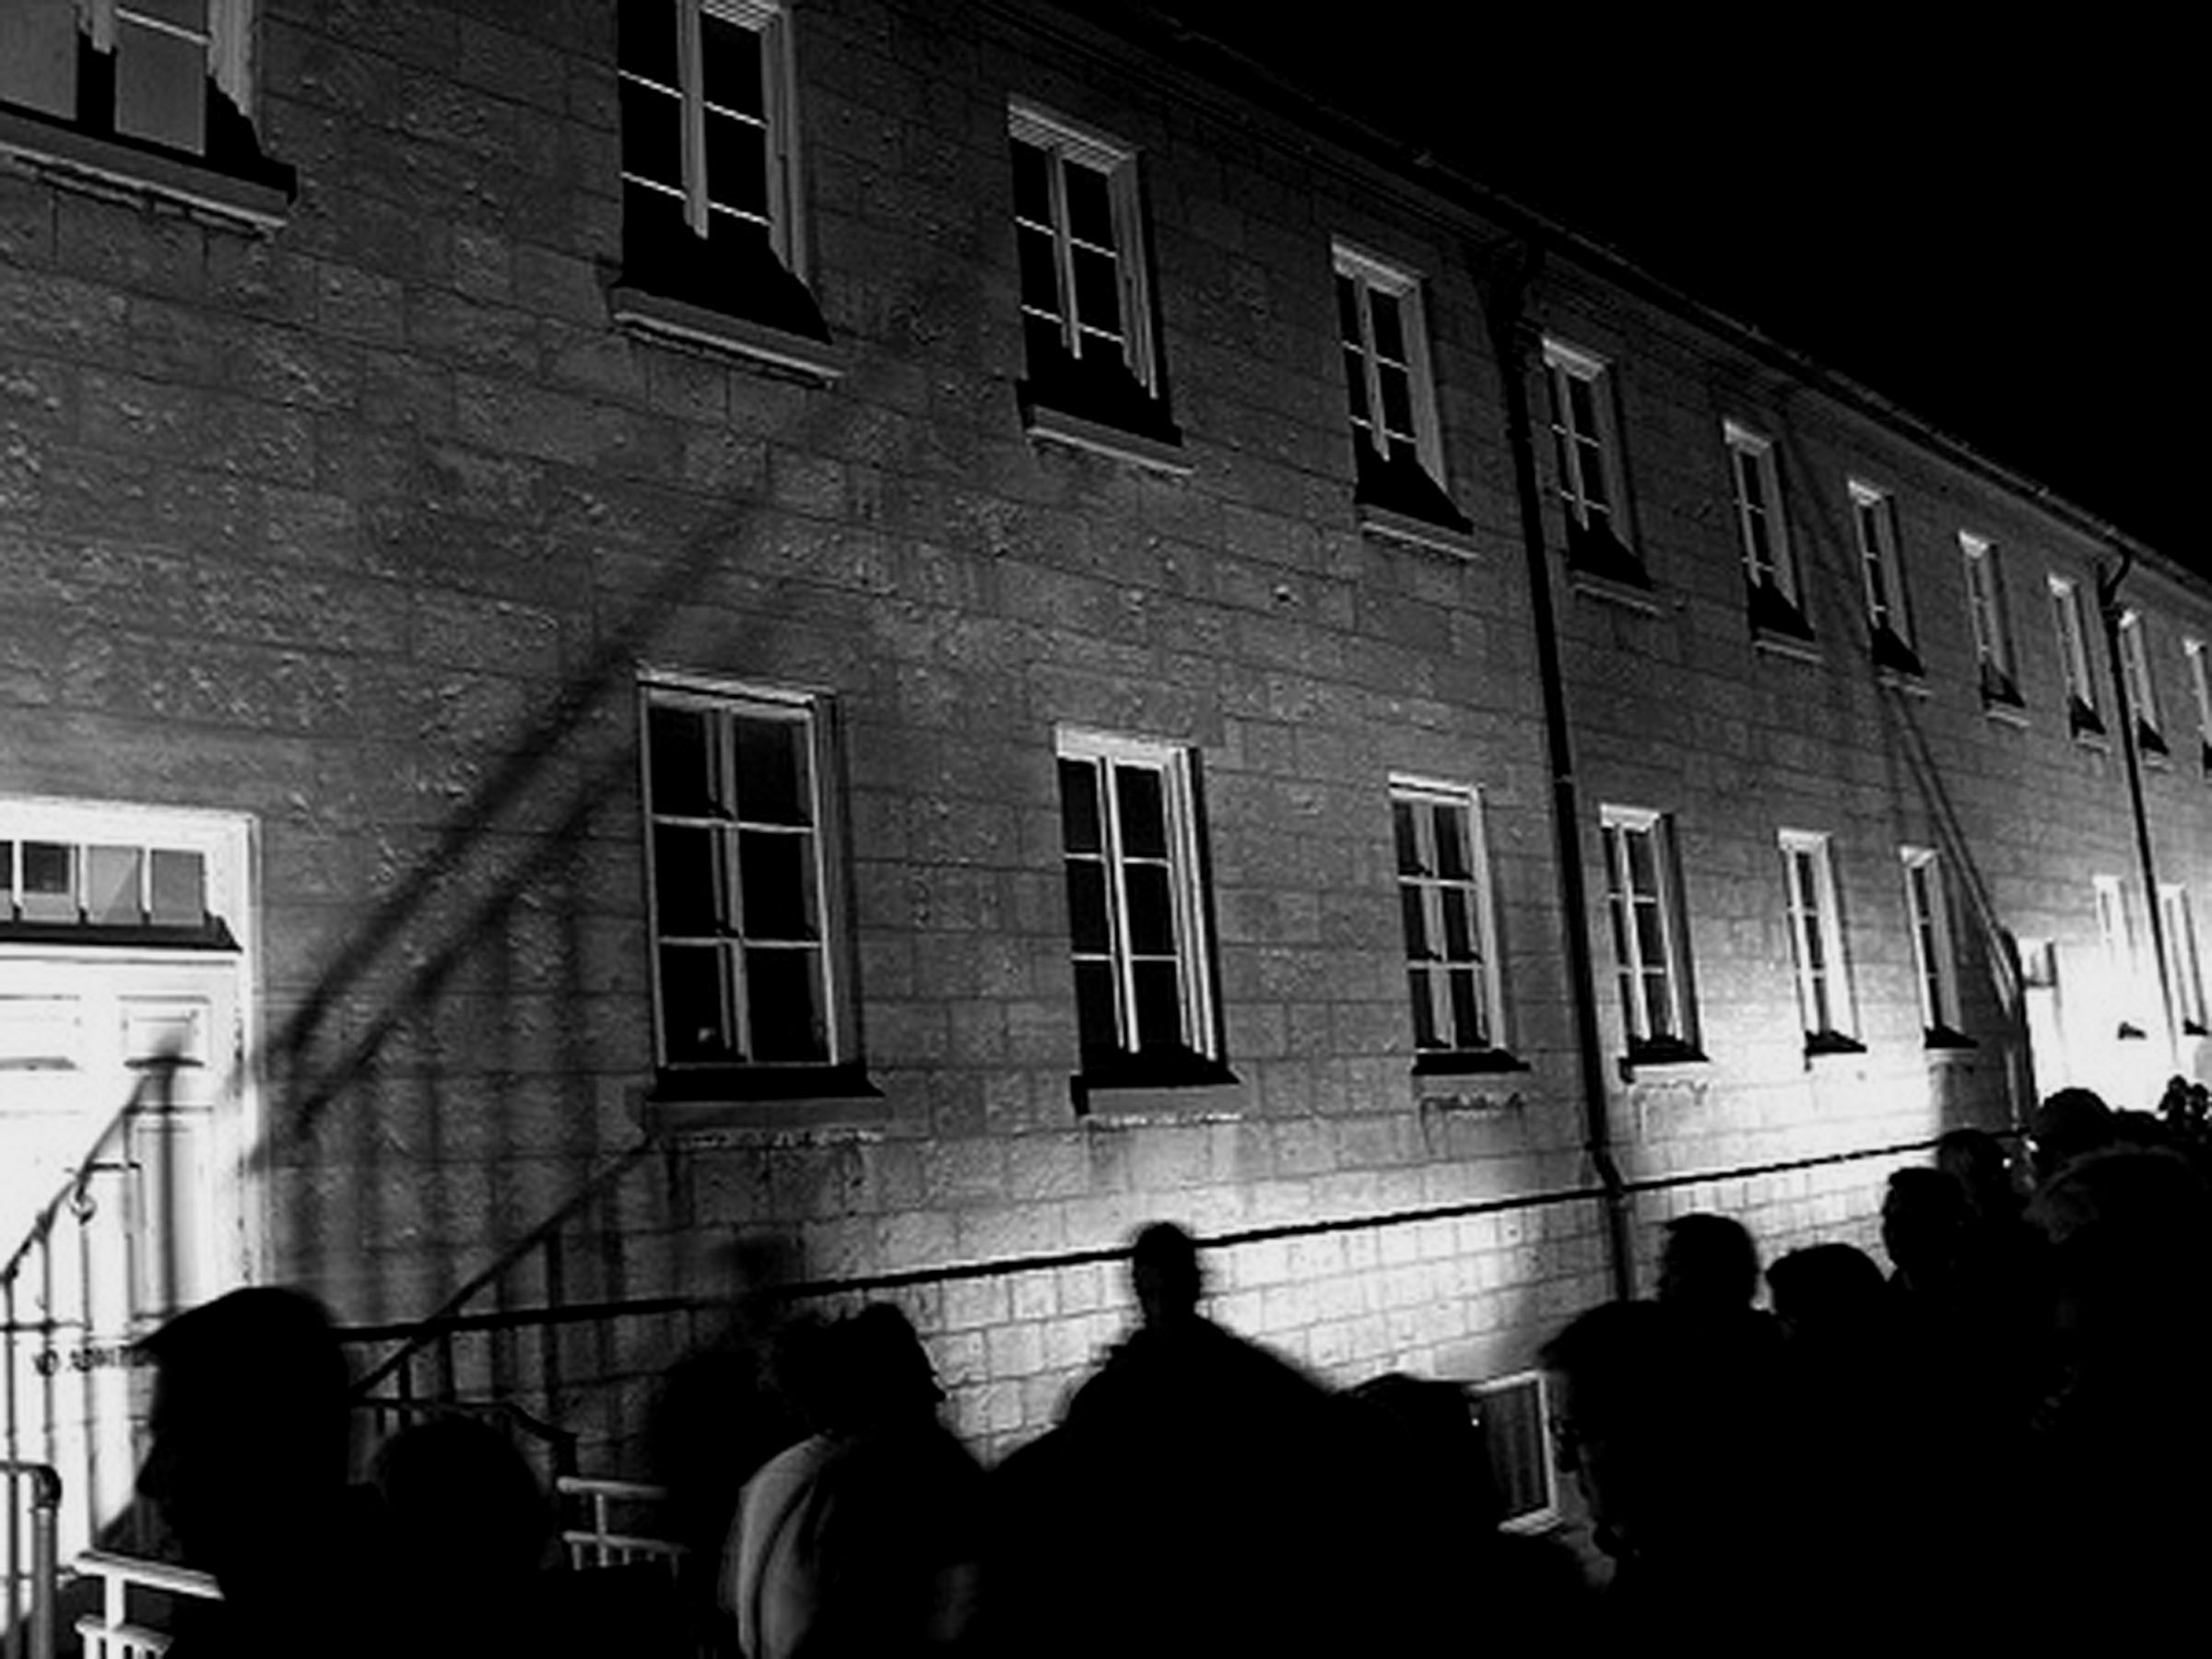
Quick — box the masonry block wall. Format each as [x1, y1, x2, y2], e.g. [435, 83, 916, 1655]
[6, 0, 2211, 1474]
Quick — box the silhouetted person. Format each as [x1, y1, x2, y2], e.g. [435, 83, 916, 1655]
[723, 1304, 983, 1658]
[2028, 1087, 2116, 1185]
[372, 1414, 555, 1656]
[1037, 1222, 1349, 1658]
[1936, 1127, 2023, 1229]
[134, 1287, 400, 1659]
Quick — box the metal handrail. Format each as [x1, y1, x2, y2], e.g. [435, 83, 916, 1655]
[1, 1461, 60, 1659]
[73, 1549, 221, 1659]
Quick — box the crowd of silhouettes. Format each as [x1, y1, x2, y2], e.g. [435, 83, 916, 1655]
[124, 1079, 2212, 1654]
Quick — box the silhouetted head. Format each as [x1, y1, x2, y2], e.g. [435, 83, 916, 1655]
[1130, 1222, 1205, 1328]
[1883, 1168, 1969, 1287]
[372, 1414, 549, 1589]
[135, 1287, 353, 1578]
[1767, 1243, 1887, 1342]
[1538, 1301, 1677, 1556]
[1656, 1214, 1759, 1315]
[1936, 1128, 2019, 1221]
[816, 1303, 943, 1431]
[2030, 1088, 2116, 1182]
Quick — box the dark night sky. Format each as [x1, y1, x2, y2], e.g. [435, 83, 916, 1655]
[1156, 7, 2193, 559]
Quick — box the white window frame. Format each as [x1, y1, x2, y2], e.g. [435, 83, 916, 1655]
[2185, 638, 2212, 760]
[1959, 533, 2018, 700]
[2050, 573, 2100, 730]
[2118, 607, 2164, 750]
[1335, 242, 1445, 481]
[1724, 422, 1799, 608]
[1391, 778, 1504, 1055]
[1055, 728, 1217, 1064]
[1847, 479, 1912, 649]
[618, 0, 805, 272]
[639, 672, 847, 1072]
[1900, 846, 1962, 1040]
[1541, 337, 1631, 549]
[1008, 100, 1159, 396]
[1779, 830, 1855, 1046]
[2161, 884, 2207, 1035]
[1599, 806, 1697, 1056]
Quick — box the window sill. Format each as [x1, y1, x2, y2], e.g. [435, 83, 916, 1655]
[0, 106, 291, 232]
[1070, 1055, 1245, 1119]
[608, 285, 848, 384]
[1412, 1048, 1530, 1077]
[1358, 502, 1481, 559]
[1751, 627, 1823, 666]
[1616, 1041, 1710, 1081]
[1022, 400, 1194, 477]
[1924, 1028, 1978, 1054]
[1876, 666, 1931, 698]
[641, 1064, 886, 1136]
[2137, 727, 2171, 767]
[1568, 568, 1662, 617]
[1983, 697, 2031, 729]
[1803, 1032, 1866, 1061]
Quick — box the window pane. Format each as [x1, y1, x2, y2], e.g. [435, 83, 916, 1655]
[86, 845, 142, 925]
[1075, 959, 1120, 1054]
[1132, 960, 1184, 1051]
[149, 848, 206, 928]
[1066, 859, 1112, 955]
[1113, 766, 1168, 859]
[705, 206, 771, 262]
[1431, 804, 1471, 880]
[1641, 968, 1677, 1040]
[734, 715, 809, 825]
[1018, 224, 1065, 314]
[1634, 898, 1668, 969]
[618, 0, 681, 84]
[1070, 246, 1124, 338]
[1059, 759, 1103, 853]
[738, 830, 816, 941]
[1408, 969, 1441, 1050]
[1124, 863, 1176, 956]
[747, 947, 829, 1062]
[1335, 275, 1361, 344]
[20, 841, 73, 922]
[1063, 160, 1114, 247]
[704, 111, 771, 219]
[648, 703, 717, 817]
[660, 945, 735, 1063]
[115, 21, 206, 155]
[1400, 886, 1431, 960]
[1440, 888, 1475, 961]
[1011, 140, 1053, 223]
[1370, 289, 1406, 360]
[625, 179, 693, 253]
[1447, 968, 1486, 1048]
[1393, 801, 1424, 877]
[700, 13, 766, 118]
[653, 825, 724, 936]
[1622, 830, 1655, 898]
[618, 77, 687, 188]
[1377, 363, 1415, 441]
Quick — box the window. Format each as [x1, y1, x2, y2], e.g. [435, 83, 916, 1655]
[1900, 847, 1964, 1044]
[617, 1, 825, 339]
[1010, 102, 1174, 446]
[1337, 244, 1465, 532]
[2186, 639, 2212, 776]
[2049, 574, 2102, 737]
[1056, 731, 1218, 1076]
[1848, 481, 1919, 676]
[2161, 885, 2207, 1036]
[3, 833, 221, 941]
[641, 677, 853, 1081]
[1959, 534, 2021, 708]
[2093, 874, 2142, 1037]
[1543, 339, 1641, 582]
[1599, 807, 1699, 1061]
[1392, 781, 1505, 1064]
[1780, 830, 1858, 1053]
[1725, 423, 1807, 638]
[2118, 608, 2166, 755]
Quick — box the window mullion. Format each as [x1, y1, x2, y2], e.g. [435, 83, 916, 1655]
[1100, 760, 1138, 1050]
[1045, 154, 1080, 358]
[678, 0, 710, 236]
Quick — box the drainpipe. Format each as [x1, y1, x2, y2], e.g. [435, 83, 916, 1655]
[2097, 552, 2180, 1077]
[1480, 243, 1634, 1304]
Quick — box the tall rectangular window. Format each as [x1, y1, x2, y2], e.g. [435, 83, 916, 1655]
[1900, 846, 1963, 1042]
[1600, 807, 1699, 1060]
[2186, 638, 2212, 776]
[2119, 608, 2166, 755]
[0, 1, 257, 160]
[1726, 422, 1806, 635]
[2093, 874, 2140, 1035]
[1543, 339, 1640, 582]
[2162, 885, 2207, 1035]
[1781, 830, 1857, 1051]
[641, 677, 844, 1072]
[1336, 243, 1465, 530]
[1393, 780, 1503, 1058]
[2050, 574, 2102, 737]
[1959, 534, 2020, 708]
[615, 1, 805, 299]
[1848, 480, 1919, 675]
[1056, 732, 1217, 1070]
[1010, 101, 1170, 440]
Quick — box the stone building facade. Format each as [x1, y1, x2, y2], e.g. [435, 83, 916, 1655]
[3, 0, 2206, 1518]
